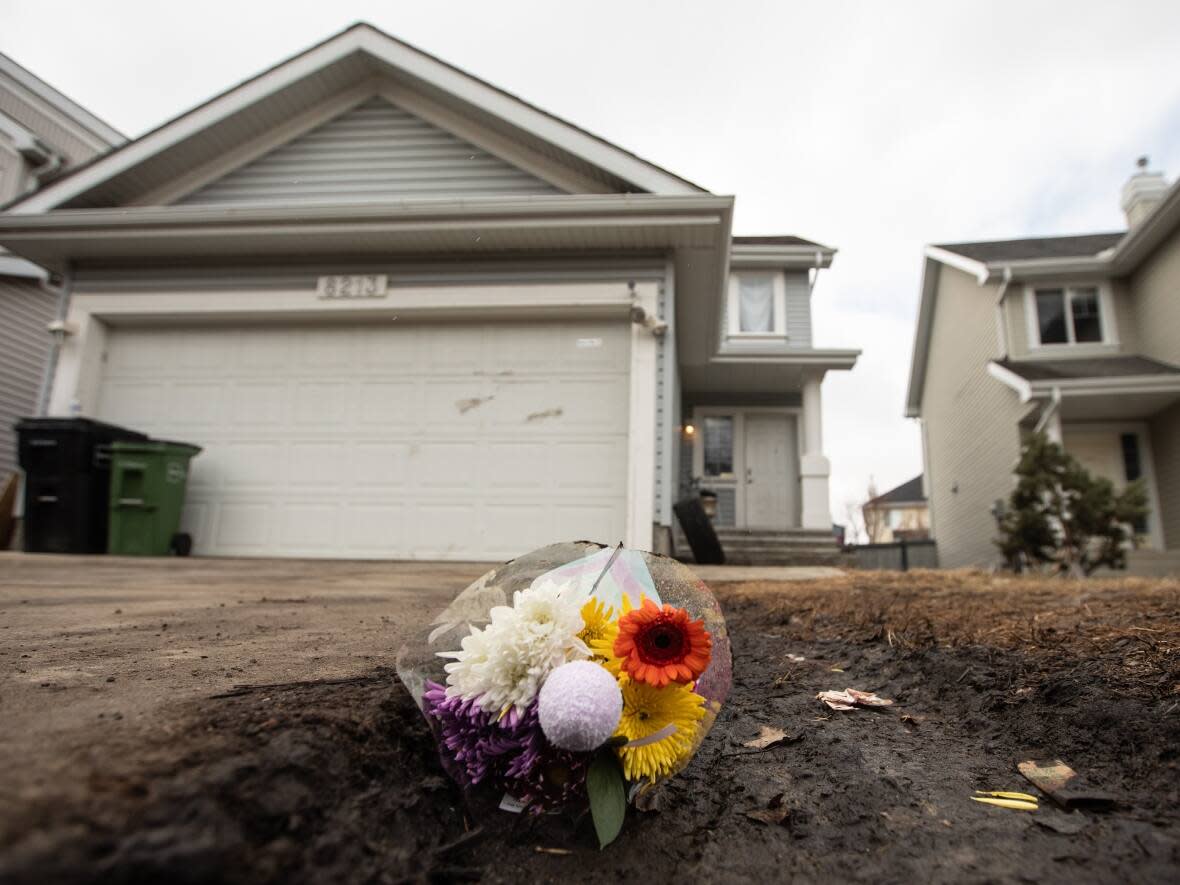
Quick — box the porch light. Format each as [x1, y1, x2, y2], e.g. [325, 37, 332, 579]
[684, 423, 696, 437]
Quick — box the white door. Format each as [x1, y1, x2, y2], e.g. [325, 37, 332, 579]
[94, 320, 630, 560]
[744, 413, 796, 528]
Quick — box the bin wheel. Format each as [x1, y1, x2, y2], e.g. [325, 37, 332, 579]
[171, 533, 193, 557]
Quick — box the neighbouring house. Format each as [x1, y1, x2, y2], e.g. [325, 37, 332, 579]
[862, 475, 929, 543]
[906, 158, 1180, 574]
[0, 24, 858, 561]
[0, 52, 125, 480]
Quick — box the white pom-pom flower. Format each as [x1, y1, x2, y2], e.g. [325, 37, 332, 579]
[440, 578, 590, 717]
[537, 660, 623, 751]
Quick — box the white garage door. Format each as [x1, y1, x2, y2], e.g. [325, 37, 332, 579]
[95, 320, 630, 560]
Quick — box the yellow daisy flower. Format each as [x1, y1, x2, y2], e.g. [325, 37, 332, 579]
[585, 595, 628, 675]
[614, 677, 705, 783]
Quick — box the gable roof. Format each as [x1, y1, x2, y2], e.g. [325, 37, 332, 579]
[868, 475, 925, 506]
[0, 51, 125, 152]
[176, 95, 561, 206]
[933, 232, 1124, 263]
[7, 23, 704, 213]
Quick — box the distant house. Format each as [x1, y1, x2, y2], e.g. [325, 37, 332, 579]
[906, 159, 1180, 574]
[0, 24, 858, 560]
[862, 475, 929, 543]
[0, 52, 124, 479]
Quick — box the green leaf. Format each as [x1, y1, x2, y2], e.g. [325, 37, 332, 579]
[587, 752, 626, 849]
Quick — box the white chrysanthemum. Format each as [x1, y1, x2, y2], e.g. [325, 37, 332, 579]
[439, 578, 590, 715]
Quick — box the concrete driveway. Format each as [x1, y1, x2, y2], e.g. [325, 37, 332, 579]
[0, 553, 489, 804]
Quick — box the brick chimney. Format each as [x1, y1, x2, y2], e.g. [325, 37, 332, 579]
[1121, 156, 1169, 227]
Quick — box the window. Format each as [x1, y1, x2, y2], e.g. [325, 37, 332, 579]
[1120, 432, 1149, 535]
[702, 416, 734, 477]
[727, 272, 787, 338]
[1032, 285, 1106, 346]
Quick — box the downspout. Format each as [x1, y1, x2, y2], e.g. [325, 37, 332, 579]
[35, 265, 73, 416]
[993, 265, 1013, 359]
[1033, 386, 1063, 441]
[807, 250, 824, 295]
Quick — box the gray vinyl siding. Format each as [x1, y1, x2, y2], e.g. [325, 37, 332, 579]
[784, 270, 813, 348]
[0, 277, 54, 477]
[920, 265, 1025, 568]
[178, 96, 562, 206]
[0, 83, 110, 169]
[0, 145, 31, 204]
[1131, 224, 1180, 547]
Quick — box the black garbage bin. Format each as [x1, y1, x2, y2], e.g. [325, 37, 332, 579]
[15, 417, 148, 554]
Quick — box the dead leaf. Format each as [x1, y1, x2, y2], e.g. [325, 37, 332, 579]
[743, 725, 791, 749]
[816, 688, 894, 710]
[900, 714, 924, 725]
[845, 688, 894, 707]
[816, 691, 858, 710]
[744, 793, 791, 826]
[786, 654, 806, 663]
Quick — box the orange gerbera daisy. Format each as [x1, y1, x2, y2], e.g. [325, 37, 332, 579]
[613, 598, 712, 687]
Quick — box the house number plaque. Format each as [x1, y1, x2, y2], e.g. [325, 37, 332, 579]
[317, 274, 388, 299]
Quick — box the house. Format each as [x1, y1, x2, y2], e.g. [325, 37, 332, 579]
[906, 159, 1180, 574]
[0, 52, 124, 479]
[0, 23, 858, 561]
[862, 475, 929, 543]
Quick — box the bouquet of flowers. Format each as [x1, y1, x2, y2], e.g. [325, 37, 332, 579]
[397, 541, 732, 847]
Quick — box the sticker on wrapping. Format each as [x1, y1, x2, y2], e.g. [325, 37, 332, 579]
[499, 794, 528, 813]
[534, 545, 659, 612]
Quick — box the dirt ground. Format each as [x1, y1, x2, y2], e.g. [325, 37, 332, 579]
[1, 557, 1178, 883]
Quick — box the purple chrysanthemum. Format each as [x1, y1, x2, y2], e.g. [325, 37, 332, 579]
[423, 681, 588, 813]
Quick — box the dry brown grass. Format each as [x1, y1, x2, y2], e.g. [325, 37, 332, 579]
[715, 569, 1180, 699]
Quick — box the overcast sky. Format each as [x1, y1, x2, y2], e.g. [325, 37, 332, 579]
[4, 0, 1180, 525]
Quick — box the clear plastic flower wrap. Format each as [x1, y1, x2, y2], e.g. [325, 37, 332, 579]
[396, 541, 733, 846]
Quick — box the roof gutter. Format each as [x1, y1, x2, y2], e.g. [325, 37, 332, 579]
[0, 194, 735, 271]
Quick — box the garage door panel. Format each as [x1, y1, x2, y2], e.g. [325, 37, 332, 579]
[351, 443, 411, 487]
[343, 504, 408, 553]
[415, 503, 479, 556]
[289, 442, 351, 488]
[485, 442, 549, 489]
[214, 501, 275, 549]
[96, 321, 629, 559]
[417, 442, 477, 487]
[233, 383, 287, 426]
[293, 382, 352, 427]
[240, 332, 291, 370]
[217, 442, 285, 489]
[486, 379, 553, 426]
[97, 381, 166, 429]
[279, 503, 339, 550]
[358, 382, 421, 428]
[550, 442, 626, 493]
[424, 380, 492, 429]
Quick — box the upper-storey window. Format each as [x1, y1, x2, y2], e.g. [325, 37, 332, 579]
[1029, 284, 1111, 347]
[727, 272, 787, 338]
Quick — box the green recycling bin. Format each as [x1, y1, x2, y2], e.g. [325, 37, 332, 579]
[107, 440, 202, 556]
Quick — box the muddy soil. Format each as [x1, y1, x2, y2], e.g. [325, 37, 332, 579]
[2, 573, 1178, 884]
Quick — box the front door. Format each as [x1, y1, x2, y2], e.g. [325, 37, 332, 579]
[744, 413, 795, 528]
